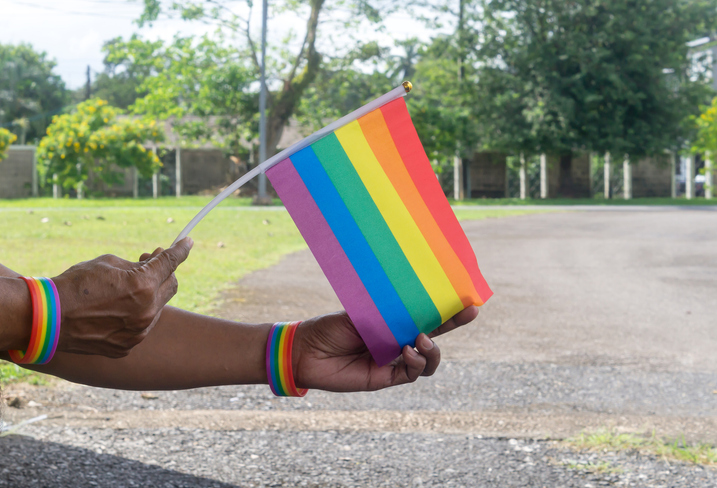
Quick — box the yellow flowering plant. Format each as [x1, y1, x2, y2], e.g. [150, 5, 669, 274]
[36, 99, 164, 189]
[692, 97, 717, 157]
[0, 128, 17, 161]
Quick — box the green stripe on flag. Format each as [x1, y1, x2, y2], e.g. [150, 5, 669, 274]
[311, 134, 441, 330]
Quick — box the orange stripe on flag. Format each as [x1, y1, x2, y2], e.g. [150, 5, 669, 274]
[358, 110, 480, 308]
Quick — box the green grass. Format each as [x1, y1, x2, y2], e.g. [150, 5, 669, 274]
[0, 199, 539, 316]
[0, 196, 283, 208]
[562, 460, 623, 475]
[1, 198, 541, 386]
[567, 430, 717, 467]
[0, 362, 47, 385]
[0, 203, 306, 315]
[449, 196, 717, 206]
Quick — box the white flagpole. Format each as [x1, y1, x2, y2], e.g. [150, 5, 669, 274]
[172, 82, 413, 245]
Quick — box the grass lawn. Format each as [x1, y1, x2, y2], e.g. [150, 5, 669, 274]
[567, 430, 717, 467]
[0, 197, 538, 315]
[0, 197, 539, 385]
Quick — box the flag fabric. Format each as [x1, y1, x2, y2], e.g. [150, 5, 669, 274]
[267, 97, 492, 366]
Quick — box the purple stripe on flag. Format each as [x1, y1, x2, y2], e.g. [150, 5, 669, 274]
[267, 159, 401, 366]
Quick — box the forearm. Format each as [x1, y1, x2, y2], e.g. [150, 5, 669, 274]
[2, 306, 272, 391]
[0, 263, 32, 351]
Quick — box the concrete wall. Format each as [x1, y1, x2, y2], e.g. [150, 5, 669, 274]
[86, 166, 135, 197]
[0, 147, 34, 198]
[632, 156, 672, 198]
[468, 152, 507, 198]
[550, 152, 591, 198]
[180, 149, 236, 195]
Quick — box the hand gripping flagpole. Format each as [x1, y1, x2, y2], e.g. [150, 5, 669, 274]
[172, 82, 413, 246]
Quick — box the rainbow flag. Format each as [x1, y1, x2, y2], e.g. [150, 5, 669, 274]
[267, 97, 492, 366]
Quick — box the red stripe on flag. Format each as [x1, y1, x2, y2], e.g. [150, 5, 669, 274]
[380, 98, 493, 303]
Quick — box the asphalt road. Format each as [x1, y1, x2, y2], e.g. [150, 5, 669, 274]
[2, 208, 717, 487]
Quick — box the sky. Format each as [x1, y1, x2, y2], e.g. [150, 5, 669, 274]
[0, 0, 438, 90]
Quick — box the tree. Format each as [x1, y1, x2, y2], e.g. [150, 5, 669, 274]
[74, 38, 150, 110]
[0, 127, 17, 161]
[36, 99, 164, 190]
[128, 0, 387, 161]
[0, 43, 68, 143]
[476, 0, 717, 159]
[400, 0, 485, 196]
[295, 40, 399, 132]
[105, 35, 256, 161]
[692, 96, 717, 154]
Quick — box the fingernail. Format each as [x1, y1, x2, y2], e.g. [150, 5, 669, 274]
[420, 335, 434, 350]
[405, 347, 418, 358]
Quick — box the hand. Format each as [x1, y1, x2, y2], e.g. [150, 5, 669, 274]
[292, 306, 479, 392]
[51, 237, 193, 358]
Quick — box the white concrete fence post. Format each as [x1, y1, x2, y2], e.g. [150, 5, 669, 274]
[519, 152, 527, 200]
[623, 155, 632, 200]
[705, 152, 713, 199]
[133, 167, 139, 199]
[670, 152, 676, 199]
[31, 147, 38, 197]
[453, 152, 463, 201]
[152, 146, 159, 199]
[540, 153, 548, 199]
[175, 146, 183, 198]
[604, 152, 611, 199]
[686, 155, 695, 200]
[52, 173, 60, 199]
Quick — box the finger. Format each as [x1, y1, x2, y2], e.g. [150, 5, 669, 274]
[156, 272, 179, 306]
[398, 345, 426, 384]
[143, 237, 193, 282]
[415, 334, 441, 376]
[139, 247, 164, 262]
[428, 305, 479, 339]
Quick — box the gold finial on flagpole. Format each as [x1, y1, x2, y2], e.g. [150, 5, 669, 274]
[402, 81, 412, 93]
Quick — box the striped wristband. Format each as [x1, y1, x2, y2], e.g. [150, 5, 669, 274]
[266, 321, 308, 397]
[9, 277, 62, 365]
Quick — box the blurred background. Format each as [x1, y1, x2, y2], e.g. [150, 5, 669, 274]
[3, 0, 717, 203]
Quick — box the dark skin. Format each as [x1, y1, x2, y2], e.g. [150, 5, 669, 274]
[0, 239, 193, 357]
[0, 246, 479, 392]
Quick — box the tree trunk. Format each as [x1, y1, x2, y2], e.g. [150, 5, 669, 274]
[265, 0, 325, 158]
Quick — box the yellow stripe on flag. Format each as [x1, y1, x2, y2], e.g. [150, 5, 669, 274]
[335, 121, 463, 322]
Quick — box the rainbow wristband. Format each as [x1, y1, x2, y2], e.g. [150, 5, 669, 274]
[266, 321, 308, 397]
[9, 277, 62, 365]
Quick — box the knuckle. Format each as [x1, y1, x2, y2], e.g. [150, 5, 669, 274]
[128, 330, 149, 348]
[169, 275, 179, 296]
[164, 251, 180, 272]
[108, 348, 129, 359]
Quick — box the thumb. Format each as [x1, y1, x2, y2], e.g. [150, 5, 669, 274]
[143, 237, 194, 282]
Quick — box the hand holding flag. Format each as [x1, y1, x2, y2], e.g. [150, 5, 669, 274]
[175, 83, 491, 366]
[290, 306, 479, 392]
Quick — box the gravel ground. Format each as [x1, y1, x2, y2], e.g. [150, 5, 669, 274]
[9, 361, 715, 417]
[2, 209, 716, 487]
[3, 429, 716, 487]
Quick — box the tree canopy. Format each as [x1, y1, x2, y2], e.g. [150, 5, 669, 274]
[473, 0, 717, 158]
[692, 96, 717, 157]
[83, 38, 151, 110]
[116, 0, 390, 163]
[0, 43, 68, 144]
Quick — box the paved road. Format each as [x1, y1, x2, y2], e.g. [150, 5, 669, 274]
[3, 209, 717, 487]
